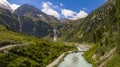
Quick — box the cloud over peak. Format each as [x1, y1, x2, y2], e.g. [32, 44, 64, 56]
[41, 1, 88, 20]
[0, 0, 88, 20]
[41, 2, 60, 18]
[0, 0, 20, 12]
[11, 4, 20, 12]
[61, 9, 88, 20]
[71, 10, 88, 20]
[61, 9, 76, 18]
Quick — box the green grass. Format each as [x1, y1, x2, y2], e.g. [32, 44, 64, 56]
[0, 25, 76, 67]
[104, 53, 120, 67]
[83, 44, 98, 66]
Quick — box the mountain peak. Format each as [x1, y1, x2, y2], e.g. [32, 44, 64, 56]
[14, 4, 60, 24]
[14, 4, 42, 17]
[22, 4, 31, 6]
[20, 4, 38, 10]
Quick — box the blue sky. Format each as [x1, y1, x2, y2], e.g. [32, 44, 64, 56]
[7, 0, 107, 20]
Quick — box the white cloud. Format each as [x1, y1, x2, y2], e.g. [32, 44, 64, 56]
[11, 4, 20, 12]
[61, 9, 76, 18]
[0, 0, 87, 20]
[60, 3, 63, 6]
[0, 0, 20, 12]
[0, 0, 12, 11]
[71, 10, 88, 20]
[41, 2, 60, 18]
[61, 8, 88, 20]
[41, 2, 88, 20]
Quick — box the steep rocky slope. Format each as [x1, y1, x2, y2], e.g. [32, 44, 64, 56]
[65, 0, 115, 42]
[66, 0, 120, 66]
[14, 4, 60, 26]
[0, 4, 61, 38]
[49, 0, 120, 66]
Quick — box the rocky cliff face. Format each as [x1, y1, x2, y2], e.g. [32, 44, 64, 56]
[69, 0, 120, 66]
[0, 5, 56, 38]
[66, 0, 115, 42]
[14, 4, 60, 26]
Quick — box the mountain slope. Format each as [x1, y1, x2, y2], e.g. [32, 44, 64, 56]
[14, 4, 60, 26]
[0, 7, 53, 38]
[66, 0, 115, 42]
[0, 25, 76, 67]
[0, 7, 20, 31]
[49, 0, 120, 66]
[67, 0, 120, 66]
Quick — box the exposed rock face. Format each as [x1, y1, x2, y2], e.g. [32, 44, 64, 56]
[14, 4, 60, 24]
[0, 6, 53, 38]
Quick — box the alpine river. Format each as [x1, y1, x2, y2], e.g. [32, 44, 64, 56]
[58, 45, 92, 67]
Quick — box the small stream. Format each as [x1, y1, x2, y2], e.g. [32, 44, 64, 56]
[57, 45, 92, 67]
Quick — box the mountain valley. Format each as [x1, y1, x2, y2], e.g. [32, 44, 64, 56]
[0, 0, 120, 67]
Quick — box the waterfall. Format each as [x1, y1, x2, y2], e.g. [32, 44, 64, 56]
[53, 28, 57, 42]
[18, 16, 22, 32]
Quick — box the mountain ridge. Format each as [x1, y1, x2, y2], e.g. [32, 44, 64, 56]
[0, 7, 52, 38]
[14, 4, 60, 24]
